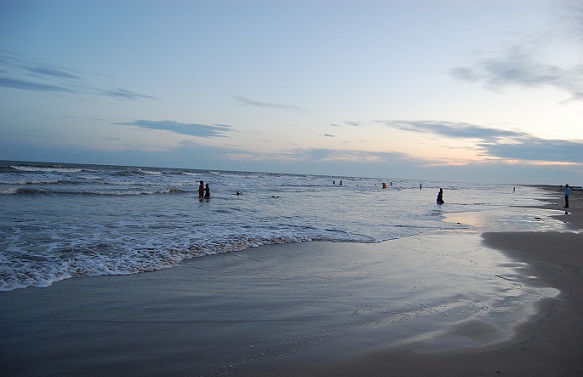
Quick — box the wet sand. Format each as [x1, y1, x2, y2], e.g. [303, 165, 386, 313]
[0, 188, 581, 377]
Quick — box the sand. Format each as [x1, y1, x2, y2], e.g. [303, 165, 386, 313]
[0, 188, 581, 377]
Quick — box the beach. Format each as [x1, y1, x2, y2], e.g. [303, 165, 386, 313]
[1, 188, 581, 376]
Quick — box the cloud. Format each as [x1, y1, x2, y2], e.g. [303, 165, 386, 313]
[25, 66, 81, 80]
[330, 121, 364, 127]
[232, 95, 308, 112]
[0, 49, 155, 101]
[381, 119, 583, 164]
[450, 0, 583, 104]
[221, 144, 414, 166]
[450, 46, 582, 98]
[479, 138, 583, 163]
[292, 148, 413, 165]
[0, 77, 77, 93]
[123, 120, 233, 138]
[384, 120, 525, 141]
[453, 49, 583, 102]
[555, 0, 583, 40]
[101, 87, 156, 100]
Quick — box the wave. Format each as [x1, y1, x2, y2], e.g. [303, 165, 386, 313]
[1, 187, 190, 196]
[137, 168, 162, 175]
[10, 165, 83, 173]
[0, 234, 316, 291]
[0, 178, 64, 185]
[0, 187, 19, 195]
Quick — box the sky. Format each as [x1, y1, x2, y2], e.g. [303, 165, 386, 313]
[1, 0, 582, 184]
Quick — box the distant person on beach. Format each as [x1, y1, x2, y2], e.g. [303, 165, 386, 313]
[564, 184, 570, 208]
[198, 180, 204, 199]
[436, 188, 444, 205]
[204, 183, 210, 199]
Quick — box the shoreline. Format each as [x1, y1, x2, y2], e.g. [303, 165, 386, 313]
[0, 188, 581, 376]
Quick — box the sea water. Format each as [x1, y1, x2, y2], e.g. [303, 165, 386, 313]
[0, 160, 564, 291]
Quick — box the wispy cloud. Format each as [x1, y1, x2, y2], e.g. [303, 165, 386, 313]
[331, 121, 364, 127]
[101, 87, 156, 100]
[308, 149, 389, 163]
[0, 49, 155, 101]
[0, 77, 77, 93]
[450, 0, 583, 104]
[384, 120, 525, 141]
[122, 120, 233, 138]
[555, 0, 583, 40]
[450, 46, 583, 102]
[25, 66, 81, 80]
[232, 95, 308, 112]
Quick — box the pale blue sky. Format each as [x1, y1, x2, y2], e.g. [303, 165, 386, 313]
[1, 0, 582, 184]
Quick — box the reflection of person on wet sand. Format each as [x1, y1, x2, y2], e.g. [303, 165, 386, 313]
[198, 180, 204, 199]
[436, 188, 444, 205]
[204, 183, 210, 199]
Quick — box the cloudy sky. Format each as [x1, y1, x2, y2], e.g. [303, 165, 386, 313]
[1, 0, 582, 184]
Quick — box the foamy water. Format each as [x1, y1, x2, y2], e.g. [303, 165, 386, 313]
[0, 160, 563, 291]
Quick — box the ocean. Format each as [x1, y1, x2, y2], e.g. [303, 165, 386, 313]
[0, 160, 564, 292]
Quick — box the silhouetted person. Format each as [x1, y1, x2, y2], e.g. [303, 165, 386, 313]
[204, 183, 210, 199]
[436, 188, 444, 205]
[564, 184, 570, 208]
[198, 180, 204, 199]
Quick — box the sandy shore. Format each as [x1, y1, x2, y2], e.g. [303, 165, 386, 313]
[0, 188, 581, 377]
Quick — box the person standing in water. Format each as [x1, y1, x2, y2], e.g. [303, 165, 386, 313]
[198, 180, 204, 199]
[436, 188, 444, 205]
[204, 183, 211, 199]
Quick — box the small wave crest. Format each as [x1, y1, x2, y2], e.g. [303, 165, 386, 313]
[137, 168, 162, 175]
[11, 165, 83, 173]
